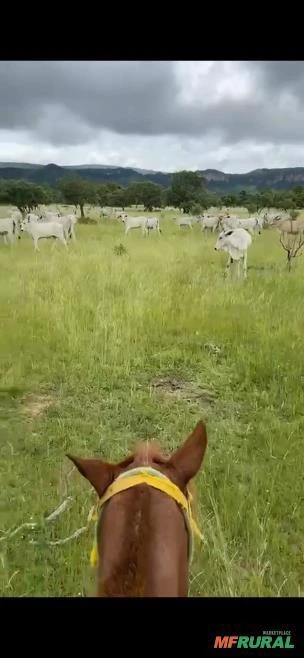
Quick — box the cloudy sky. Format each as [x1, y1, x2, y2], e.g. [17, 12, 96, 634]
[0, 61, 303, 173]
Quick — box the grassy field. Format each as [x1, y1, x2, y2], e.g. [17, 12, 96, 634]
[1, 206, 304, 597]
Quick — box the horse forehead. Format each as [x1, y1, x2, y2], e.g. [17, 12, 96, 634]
[132, 440, 166, 465]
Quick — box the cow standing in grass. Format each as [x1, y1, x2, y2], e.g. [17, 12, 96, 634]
[122, 216, 148, 235]
[220, 216, 262, 236]
[0, 217, 18, 244]
[214, 228, 252, 279]
[276, 217, 304, 240]
[20, 217, 68, 251]
[199, 216, 220, 233]
[174, 216, 193, 229]
[145, 217, 161, 235]
[37, 211, 77, 242]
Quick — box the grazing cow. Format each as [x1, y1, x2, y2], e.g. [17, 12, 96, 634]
[60, 215, 77, 242]
[219, 216, 242, 232]
[27, 213, 41, 223]
[52, 213, 77, 241]
[214, 228, 252, 279]
[20, 218, 67, 251]
[67, 419, 207, 597]
[122, 216, 148, 235]
[219, 216, 261, 236]
[39, 210, 61, 220]
[199, 216, 220, 232]
[256, 215, 265, 231]
[43, 213, 76, 242]
[0, 217, 18, 244]
[145, 216, 161, 234]
[175, 216, 193, 229]
[10, 210, 22, 227]
[240, 217, 262, 235]
[262, 211, 287, 227]
[100, 207, 112, 217]
[276, 217, 304, 239]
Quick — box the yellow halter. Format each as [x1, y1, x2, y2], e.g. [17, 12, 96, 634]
[87, 466, 204, 567]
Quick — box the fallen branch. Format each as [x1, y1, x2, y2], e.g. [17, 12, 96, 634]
[45, 496, 74, 522]
[0, 522, 37, 542]
[29, 526, 88, 546]
[0, 496, 75, 543]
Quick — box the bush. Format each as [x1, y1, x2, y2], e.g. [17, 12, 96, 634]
[190, 203, 203, 215]
[290, 210, 299, 221]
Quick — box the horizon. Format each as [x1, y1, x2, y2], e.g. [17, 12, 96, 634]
[1, 160, 304, 177]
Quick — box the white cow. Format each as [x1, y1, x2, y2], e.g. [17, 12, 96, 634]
[20, 218, 67, 251]
[175, 216, 193, 229]
[199, 216, 220, 232]
[27, 213, 41, 223]
[60, 215, 77, 241]
[39, 210, 61, 220]
[122, 216, 148, 235]
[10, 209, 22, 226]
[214, 228, 252, 279]
[219, 216, 242, 231]
[145, 216, 161, 234]
[101, 207, 113, 218]
[240, 217, 262, 235]
[42, 213, 77, 242]
[115, 211, 128, 221]
[0, 217, 18, 244]
[219, 216, 261, 236]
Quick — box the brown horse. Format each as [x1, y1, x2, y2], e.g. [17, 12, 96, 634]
[67, 419, 207, 597]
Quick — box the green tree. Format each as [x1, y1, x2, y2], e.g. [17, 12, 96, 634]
[260, 188, 275, 208]
[291, 186, 304, 208]
[140, 182, 162, 210]
[190, 202, 204, 215]
[168, 171, 206, 213]
[275, 192, 296, 212]
[245, 203, 257, 215]
[59, 177, 93, 218]
[107, 187, 126, 209]
[0, 180, 9, 204]
[160, 187, 171, 208]
[221, 194, 238, 207]
[124, 181, 162, 210]
[5, 180, 49, 215]
[124, 183, 142, 206]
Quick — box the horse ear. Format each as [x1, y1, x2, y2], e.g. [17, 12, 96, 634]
[66, 455, 118, 497]
[168, 420, 207, 486]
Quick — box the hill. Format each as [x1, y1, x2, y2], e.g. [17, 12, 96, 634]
[200, 167, 304, 192]
[1, 162, 304, 191]
[0, 162, 170, 187]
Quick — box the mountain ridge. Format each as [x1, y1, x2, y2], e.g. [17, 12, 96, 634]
[1, 162, 304, 191]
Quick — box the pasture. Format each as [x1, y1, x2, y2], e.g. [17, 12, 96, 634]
[1, 205, 304, 597]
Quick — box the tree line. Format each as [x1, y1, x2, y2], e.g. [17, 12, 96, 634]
[1, 172, 304, 219]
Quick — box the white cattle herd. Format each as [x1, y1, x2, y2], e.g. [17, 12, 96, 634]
[0, 204, 297, 278]
[0, 207, 78, 251]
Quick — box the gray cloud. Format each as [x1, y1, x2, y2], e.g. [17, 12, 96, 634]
[1, 61, 304, 171]
[249, 61, 304, 94]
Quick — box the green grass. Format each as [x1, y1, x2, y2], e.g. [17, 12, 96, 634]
[1, 207, 304, 597]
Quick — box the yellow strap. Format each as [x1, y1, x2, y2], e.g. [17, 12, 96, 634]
[99, 472, 188, 510]
[89, 471, 204, 567]
[98, 472, 204, 541]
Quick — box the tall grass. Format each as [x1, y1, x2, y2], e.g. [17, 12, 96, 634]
[1, 211, 303, 596]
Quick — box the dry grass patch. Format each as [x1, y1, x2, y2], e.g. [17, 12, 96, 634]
[21, 394, 55, 418]
[151, 376, 217, 407]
